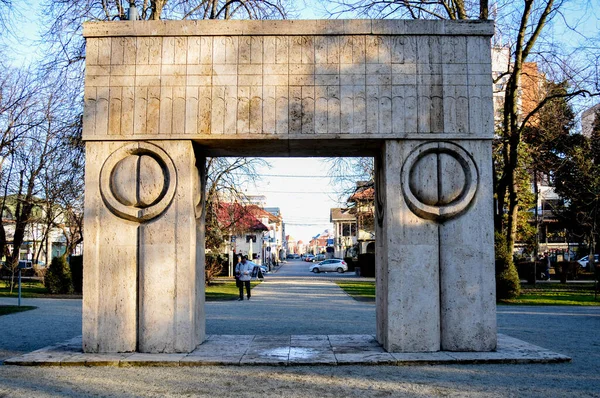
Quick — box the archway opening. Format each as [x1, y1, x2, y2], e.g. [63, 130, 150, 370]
[201, 153, 378, 338]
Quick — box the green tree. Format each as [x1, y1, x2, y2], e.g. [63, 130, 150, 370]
[551, 109, 600, 262]
[521, 81, 576, 257]
[44, 256, 74, 294]
[494, 231, 520, 299]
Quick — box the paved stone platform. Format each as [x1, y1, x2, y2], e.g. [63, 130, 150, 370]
[4, 333, 570, 367]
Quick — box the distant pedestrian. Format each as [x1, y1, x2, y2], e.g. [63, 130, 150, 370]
[543, 253, 551, 281]
[235, 255, 253, 300]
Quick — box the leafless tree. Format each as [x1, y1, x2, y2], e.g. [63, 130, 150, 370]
[324, 157, 374, 202]
[326, 0, 487, 20]
[0, 0, 12, 37]
[204, 156, 269, 252]
[40, 0, 291, 75]
[36, 82, 85, 262]
[0, 68, 41, 266]
[0, 78, 80, 292]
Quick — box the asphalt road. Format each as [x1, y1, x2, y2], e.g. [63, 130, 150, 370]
[269, 258, 367, 280]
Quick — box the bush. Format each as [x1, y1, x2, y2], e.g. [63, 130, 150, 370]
[495, 232, 520, 300]
[357, 253, 375, 277]
[44, 256, 74, 294]
[69, 256, 83, 294]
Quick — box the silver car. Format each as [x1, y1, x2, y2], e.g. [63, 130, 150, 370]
[309, 259, 348, 273]
[577, 254, 599, 268]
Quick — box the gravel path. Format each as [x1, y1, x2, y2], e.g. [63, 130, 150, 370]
[1, 275, 599, 397]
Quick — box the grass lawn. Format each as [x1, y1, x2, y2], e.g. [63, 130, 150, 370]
[337, 281, 600, 306]
[204, 280, 262, 301]
[336, 281, 375, 301]
[499, 283, 600, 306]
[1, 279, 262, 301]
[0, 280, 51, 298]
[0, 305, 37, 316]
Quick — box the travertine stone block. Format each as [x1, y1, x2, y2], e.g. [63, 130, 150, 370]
[83, 142, 139, 353]
[83, 20, 495, 38]
[376, 140, 441, 352]
[83, 140, 204, 354]
[138, 141, 204, 353]
[83, 20, 495, 140]
[440, 140, 497, 351]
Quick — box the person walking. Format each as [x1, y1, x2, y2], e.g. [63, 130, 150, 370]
[235, 255, 253, 301]
[544, 253, 551, 281]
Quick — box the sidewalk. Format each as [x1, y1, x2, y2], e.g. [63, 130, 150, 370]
[206, 278, 375, 335]
[2, 278, 570, 366]
[0, 297, 81, 361]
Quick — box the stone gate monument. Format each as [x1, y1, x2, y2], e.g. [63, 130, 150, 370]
[82, 19, 496, 354]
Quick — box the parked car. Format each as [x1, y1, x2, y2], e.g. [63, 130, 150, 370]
[309, 259, 348, 273]
[577, 254, 599, 268]
[292, 254, 300, 259]
[245, 260, 267, 277]
[312, 254, 326, 262]
[304, 254, 315, 262]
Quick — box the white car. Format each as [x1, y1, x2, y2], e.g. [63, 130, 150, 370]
[577, 255, 598, 268]
[309, 259, 348, 273]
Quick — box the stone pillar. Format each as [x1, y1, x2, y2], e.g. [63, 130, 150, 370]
[376, 140, 441, 353]
[83, 141, 138, 353]
[439, 140, 496, 351]
[83, 140, 204, 353]
[377, 139, 496, 353]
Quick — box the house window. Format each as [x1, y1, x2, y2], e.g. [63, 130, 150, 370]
[342, 223, 356, 237]
[246, 235, 257, 243]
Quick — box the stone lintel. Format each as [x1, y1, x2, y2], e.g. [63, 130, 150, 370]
[81, 134, 495, 141]
[79, 136, 493, 158]
[83, 19, 495, 38]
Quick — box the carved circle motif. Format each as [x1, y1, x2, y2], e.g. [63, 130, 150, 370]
[401, 142, 478, 222]
[100, 142, 177, 222]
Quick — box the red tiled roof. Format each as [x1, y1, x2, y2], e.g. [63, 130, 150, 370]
[217, 203, 269, 233]
[348, 187, 374, 202]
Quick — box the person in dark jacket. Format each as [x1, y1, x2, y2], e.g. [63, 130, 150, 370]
[235, 256, 253, 300]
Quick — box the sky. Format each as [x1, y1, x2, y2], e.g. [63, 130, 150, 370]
[241, 158, 359, 243]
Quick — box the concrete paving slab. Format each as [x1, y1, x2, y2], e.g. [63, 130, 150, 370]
[180, 354, 243, 366]
[65, 353, 133, 367]
[288, 350, 338, 365]
[391, 351, 458, 364]
[4, 333, 570, 367]
[334, 352, 397, 365]
[120, 353, 187, 367]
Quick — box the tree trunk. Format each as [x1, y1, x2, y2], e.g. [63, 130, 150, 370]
[505, 131, 521, 255]
[479, 0, 489, 19]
